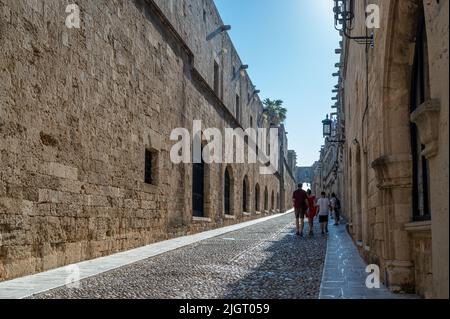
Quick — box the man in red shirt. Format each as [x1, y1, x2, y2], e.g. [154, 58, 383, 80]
[293, 183, 309, 237]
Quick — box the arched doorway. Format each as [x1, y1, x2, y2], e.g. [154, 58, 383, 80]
[277, 193, 280, 211]
[224, 167, 232, 215]
[192, 159, 205, 217]
[255, 184, 260, 212]
[242, 176, 249, 212]
[271, 190, 275, 210]
[264, 187, 268, 211]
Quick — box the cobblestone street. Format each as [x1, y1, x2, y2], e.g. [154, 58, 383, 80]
[0, 0, 447, 301]
[31, 213, 327, 299]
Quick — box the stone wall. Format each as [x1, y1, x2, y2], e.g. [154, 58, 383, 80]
[341, 0, 448, 298]
[0, 0, 295, 281]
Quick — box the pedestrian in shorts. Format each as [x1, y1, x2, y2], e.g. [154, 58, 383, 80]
[316, 191, 330, 235]
[292, 183, 309, 237]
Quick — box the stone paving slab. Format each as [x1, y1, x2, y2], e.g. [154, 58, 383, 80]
[0, 211, 293, 299]
[319, 219, 420, 299]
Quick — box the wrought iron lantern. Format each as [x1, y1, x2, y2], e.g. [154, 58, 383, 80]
[322, 115, 332, 138]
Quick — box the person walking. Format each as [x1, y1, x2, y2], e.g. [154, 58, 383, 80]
[330, 193, 341, 226]
[306, 189, 317, 236]
[316, 191, 330, 235]
[292, 183, 309, 237]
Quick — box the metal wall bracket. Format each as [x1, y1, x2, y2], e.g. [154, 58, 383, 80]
[334, 0, 375, 48]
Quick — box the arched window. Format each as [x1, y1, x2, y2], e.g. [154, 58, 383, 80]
[224, 167, 231, 215]
[255, 184, 260, 212]
[410, 11, 431, 221]
[243, 176, 249, 212]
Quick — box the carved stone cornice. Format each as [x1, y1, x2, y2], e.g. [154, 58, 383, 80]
[371, 154, 412, 189]
[410, 99, 441, 159]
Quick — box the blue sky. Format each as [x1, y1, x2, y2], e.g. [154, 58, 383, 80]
[215, 0, 341, 167]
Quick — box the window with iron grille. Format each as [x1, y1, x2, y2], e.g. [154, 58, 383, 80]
[410, 12, 431, 222]
[144, 149, 153, 185]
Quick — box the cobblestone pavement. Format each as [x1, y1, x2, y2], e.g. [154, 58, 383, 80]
[31, 213, 327, 299]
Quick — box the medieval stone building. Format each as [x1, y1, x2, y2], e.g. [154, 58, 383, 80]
[312, 141, 344, 202]
[0, 0, 296, 281]
[335, 0, 448, 298]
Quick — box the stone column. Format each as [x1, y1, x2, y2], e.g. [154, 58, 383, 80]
[371, 154, 415, 293]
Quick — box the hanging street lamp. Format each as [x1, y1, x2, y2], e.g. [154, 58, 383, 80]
[322, 114, 345, 144]
[322, 115, 332, 138]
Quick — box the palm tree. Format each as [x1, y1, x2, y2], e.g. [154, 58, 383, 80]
[262, 98, 287, 126]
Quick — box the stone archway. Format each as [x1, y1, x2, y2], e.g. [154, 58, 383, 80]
[370, 0, 424, 293]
